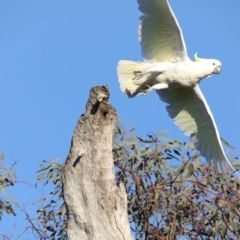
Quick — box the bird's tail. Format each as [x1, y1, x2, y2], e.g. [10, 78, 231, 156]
[117, 60, 146, 97]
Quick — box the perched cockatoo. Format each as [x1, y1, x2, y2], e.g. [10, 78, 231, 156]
[117, 0, 238, 175]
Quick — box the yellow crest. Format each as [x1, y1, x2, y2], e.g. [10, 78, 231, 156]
[194, 52, 203, 62]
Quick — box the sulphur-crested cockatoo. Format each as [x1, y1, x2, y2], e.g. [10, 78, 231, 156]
[117, 0, 238, 175]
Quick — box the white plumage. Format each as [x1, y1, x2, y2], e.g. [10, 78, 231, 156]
[117, 0, 238, 175]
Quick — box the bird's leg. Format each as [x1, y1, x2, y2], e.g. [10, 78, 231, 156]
[151, 83, 168, 90]
[140, 83, 168, 95]
[133, 72, 150, 82]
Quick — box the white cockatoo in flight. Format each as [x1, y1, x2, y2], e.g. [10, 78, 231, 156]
[117, 0, 239, 175]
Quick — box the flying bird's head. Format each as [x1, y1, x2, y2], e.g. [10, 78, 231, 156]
[194, 53, 222, 75]
[211, 60, 222, 74]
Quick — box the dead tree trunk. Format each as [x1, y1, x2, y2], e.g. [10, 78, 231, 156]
[62, 86, 133, 240]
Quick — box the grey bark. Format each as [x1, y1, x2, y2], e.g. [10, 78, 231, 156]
[62, 86, 133, 240]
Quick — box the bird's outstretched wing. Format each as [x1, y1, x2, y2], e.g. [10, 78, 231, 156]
[138, 0, 188, 63]
[157, 85, 236, 173]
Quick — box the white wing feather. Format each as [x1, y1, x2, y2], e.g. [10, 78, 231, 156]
[117, 0, 238, 176]
[157, 85, 237, 173]
[138, 0, 188, 63]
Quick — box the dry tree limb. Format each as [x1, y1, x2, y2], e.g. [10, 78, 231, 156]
[62, 85, 132, 240]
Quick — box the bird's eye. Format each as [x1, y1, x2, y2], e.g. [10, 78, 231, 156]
[213, 63, 215, 65]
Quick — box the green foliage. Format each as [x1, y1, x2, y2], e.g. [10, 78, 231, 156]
[29, 124, 240, 239]
[2, 123, 240, 239]
[113, 124, 240, 239]
[0, 153, 66, 239]
[30, 158, 67, 239]
[0, 151, 17, 220]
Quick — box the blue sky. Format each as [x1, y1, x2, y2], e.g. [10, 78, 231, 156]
[1, 0, 240, 238]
